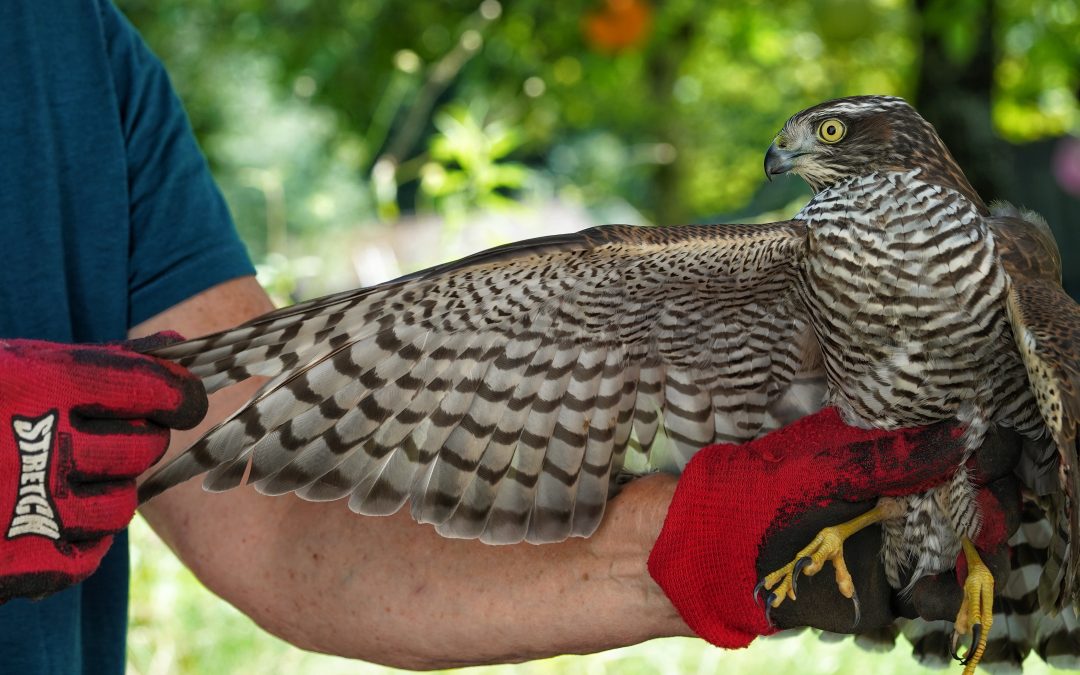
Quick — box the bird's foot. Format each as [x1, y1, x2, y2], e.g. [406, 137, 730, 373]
[951, 537, 994, 675]
[755, 504, 893, 628]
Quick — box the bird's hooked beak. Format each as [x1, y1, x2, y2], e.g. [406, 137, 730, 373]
[764, 140, 797, 181]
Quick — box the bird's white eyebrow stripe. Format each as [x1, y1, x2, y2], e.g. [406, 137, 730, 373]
[801, 97, 909, 118]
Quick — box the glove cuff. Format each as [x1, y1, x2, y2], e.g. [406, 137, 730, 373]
[648, 447, 776, 648]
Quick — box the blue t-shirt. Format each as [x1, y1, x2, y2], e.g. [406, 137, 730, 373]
[0, 1, 255, 672]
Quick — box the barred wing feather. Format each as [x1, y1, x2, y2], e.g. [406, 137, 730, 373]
[138, 222, 824, 544]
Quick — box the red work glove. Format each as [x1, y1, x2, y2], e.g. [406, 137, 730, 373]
[647, 407, 981, 649]
[0, 333, 207, 603]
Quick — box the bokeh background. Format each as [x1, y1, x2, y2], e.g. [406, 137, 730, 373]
[114, 0, 1080, 672]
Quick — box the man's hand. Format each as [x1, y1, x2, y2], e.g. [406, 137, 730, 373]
[647, 407, 1021, 648]
[0, 334, 207, 603]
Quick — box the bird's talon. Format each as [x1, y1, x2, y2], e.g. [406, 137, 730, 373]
[754, 507, 891, 628]
[950, 633, 964, 662]
[792, 556, 812, 595]
[959, 623, 982, 666]
[753, 580, 766, 609]
[850, 586, 861, 628]
[955, 538, 994, 675]
[764, 593, 777, 627]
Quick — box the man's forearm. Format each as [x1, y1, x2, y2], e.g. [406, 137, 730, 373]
[147, 471, 687, 669]
[133, 276, 690, 669]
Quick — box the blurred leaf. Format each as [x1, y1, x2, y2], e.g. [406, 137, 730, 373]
[424, 104, 534, 218]
[920, 0, 986, 64]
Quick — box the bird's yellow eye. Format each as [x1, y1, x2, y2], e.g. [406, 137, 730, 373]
[817, 118, 846, 144]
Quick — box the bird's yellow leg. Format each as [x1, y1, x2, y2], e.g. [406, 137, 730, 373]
[756, 499, 904, 625]
[953, 537, 994, 675]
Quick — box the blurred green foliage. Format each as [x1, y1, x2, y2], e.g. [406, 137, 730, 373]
[116, 0, 1079, 269]
[422, 104, 531, 218]
[996, 0, 1080, 136]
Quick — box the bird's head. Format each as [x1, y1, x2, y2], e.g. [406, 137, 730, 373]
[764, 95, 983, 207]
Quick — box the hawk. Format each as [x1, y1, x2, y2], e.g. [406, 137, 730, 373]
[139, 96, 1080, 673]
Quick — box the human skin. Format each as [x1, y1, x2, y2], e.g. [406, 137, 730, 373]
[132, 276, 691, 670]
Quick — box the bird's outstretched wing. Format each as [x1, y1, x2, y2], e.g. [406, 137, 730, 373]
[139, 222, 824, 544]
[992, 205, 1080, 608]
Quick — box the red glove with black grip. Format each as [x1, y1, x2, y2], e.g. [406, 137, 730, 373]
[647, 407, 977, 649]
[0, 333, 206, 603]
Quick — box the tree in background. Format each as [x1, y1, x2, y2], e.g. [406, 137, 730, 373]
[117, 0, 1079, 294]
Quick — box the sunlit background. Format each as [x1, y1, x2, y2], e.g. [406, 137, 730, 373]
[114, 0, 1080, 672]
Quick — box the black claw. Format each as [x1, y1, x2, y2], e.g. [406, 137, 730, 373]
[764, 592, 777, 627]
[753, 580, 767, 609]
[792, 556, 812, 596]
[850, 587, 861, 628]
[960, 623, 982, 666]
[950, 632, 964, 662]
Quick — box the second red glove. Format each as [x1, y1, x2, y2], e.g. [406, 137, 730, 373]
[647, 407, 971, 648]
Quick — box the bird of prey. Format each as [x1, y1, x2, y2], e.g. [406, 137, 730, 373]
[139, 96, 1080, 673]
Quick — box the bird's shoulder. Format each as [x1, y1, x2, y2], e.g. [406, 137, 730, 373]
[987, 202, 1063, 284]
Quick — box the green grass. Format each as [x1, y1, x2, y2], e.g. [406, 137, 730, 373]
[127, 515, 1069, 674]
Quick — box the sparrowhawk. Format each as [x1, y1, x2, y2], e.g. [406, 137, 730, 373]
[139, 96, 1080, 673]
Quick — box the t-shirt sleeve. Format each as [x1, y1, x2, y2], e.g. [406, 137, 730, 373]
[101, 1, 257, 328]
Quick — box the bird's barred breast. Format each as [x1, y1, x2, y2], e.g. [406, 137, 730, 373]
[794, 171, 1033, 433]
